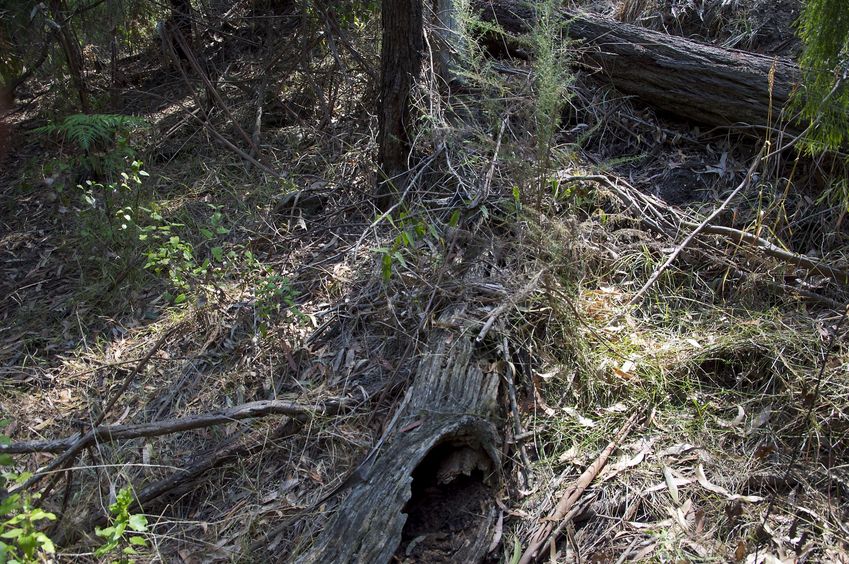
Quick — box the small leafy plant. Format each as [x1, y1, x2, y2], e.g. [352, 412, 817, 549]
[79, 159, 149, 241]
[374, 210, 438, 282]
[94, 486, 148, 563]
[0, 422, 57, 564]
[36, 114, 147, 189]
[245, 251, 301, 335]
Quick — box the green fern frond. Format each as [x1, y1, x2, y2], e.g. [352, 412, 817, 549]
[35, 114, 147, 151]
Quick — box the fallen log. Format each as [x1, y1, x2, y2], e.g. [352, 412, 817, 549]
[292, 308, 503, 563]
[474, 0, 802, 130]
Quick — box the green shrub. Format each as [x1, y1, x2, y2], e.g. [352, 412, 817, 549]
[796, 0, 849, 152]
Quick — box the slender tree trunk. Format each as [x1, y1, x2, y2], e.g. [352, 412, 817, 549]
[49, 0, 90, 113]
[377, 0, 423, 210]
[108, 0, 120, 109]
[170, 0, 193, 38]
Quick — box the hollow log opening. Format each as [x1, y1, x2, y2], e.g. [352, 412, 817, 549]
[397, 441, 497, 563]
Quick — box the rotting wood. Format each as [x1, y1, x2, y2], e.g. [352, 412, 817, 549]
[472, 0, 802, 130]
[292, 308, 502, 564]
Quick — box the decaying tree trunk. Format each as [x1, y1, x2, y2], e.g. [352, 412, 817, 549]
[474, 0, 802, 130]
[296, 309, 502, 563]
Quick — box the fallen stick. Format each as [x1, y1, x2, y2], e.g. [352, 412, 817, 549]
[622, 147, 765, 312]
[2, 399, 341, 455]
[502, 336, 532, 489]
[694, 222, 849, 284]
[54, 415, 311, 547]
[14, 328, 177, 491]
[95, 326, 177, 428]
[518, 410, 642, 564]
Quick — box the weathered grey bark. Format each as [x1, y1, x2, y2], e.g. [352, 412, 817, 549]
[432, 0, 469, 88]
[296, 310, 502, 563]
[474, 0, 801, 129]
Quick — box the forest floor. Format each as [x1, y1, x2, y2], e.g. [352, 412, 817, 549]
[1, 0, 848, 562]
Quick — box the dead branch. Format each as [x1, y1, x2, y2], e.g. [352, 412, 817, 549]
[1, 399, 341, 455]
[561, 173, 849, 288]
[694, 222, 849, 284]
[54, 415, 311, 547]
[519, 410, 642, 564]
[622, 147, 766, 312]
[502, 336, 532, 489]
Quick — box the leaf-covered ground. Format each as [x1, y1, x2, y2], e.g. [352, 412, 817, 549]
[1, 0, 847, 561]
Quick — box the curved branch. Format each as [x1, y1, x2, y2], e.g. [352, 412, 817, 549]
[3, 399, 342, 455]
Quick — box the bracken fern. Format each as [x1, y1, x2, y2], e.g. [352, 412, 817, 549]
[35, 113, 146, 152]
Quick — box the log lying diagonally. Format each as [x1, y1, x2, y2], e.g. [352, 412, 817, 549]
[293, 309, 502, 563]
[473, 0, 802, 130]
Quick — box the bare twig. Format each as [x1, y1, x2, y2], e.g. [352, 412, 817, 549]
[477, 270, 543, 343]
[502, 336, 532, 489]
[621, 147, 765, 313]
[563, 173, 849, 288]
[170, 31, 261, 157]
[95, 326, 177, 428]
[469, 114, 510, 208]
[693, 222, 849, 284]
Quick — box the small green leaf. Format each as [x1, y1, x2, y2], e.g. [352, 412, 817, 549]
[35, 533, 55, 553]
[449, 210, 460, 227]
[95, 526, 115, 538]
[129, 536, 148, 546]
[211, 247, 223, 261]
[128, 514, 148, 532]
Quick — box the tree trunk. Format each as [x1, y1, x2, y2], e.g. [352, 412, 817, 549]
[377, 0, 423, 210]
[49, 0, 90, 113]
[294, 309, 502, 563]
[432, 0, 468, 89]
[169, 0, 193, 48]
[473, 0, 801, 130]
